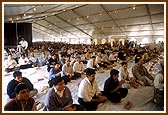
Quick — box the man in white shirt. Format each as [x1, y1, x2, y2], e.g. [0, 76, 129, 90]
[4, 54, 18, 73]
[18, 53, 32, 69]
[86, 56, 99, 70]
[61, 59, 75, 82]
[73, 56, 85, 78]
[19, 37, 28, 56]
[77, 68, 107, 111]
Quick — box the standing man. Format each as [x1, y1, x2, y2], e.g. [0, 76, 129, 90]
[19, 37, 28, 56]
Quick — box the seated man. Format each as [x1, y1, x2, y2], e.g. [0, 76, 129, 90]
[7, 71, 38, 99]
[118, 61, 139, 88]
[38, 51, 48, 66]
[4, 83, 37, 111]
[104, 69, 128, 103]
[28, 52, 40, 67]
[47, 53, 59, 72]
[73, 56, 85, 78]
[44, 77, 84, 111]
[132, 56, 154, 86]
[78, 68, 107, 111]
[48, 63, 62, 87]
[4, 54, 18, 73]
[86, 56, 99, 70]
[61, 59, 76, 82]
[153, 60, 164, 107]
[18, 53, 32, 69]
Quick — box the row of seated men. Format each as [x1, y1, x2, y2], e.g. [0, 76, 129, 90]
[4, 43, 157, 74]
[4, 51, 164, 111]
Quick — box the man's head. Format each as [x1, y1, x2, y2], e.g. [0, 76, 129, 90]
[54, 63, 60, 69]
[76, 56, 81, 63]
[135, 55, 144, 64]
[85, 68, 96, 82]
[110, 69, 119, 80]
[51, 53, 57, 59]
[91, 56, 96, 61]
[52, 77, 65, 91]
[65, 59, 71, 65]
[15, 83, 30, 101]
[121, 61, 128, 70]
[13, 71, 23, 82]
[21, 37, 25, 41]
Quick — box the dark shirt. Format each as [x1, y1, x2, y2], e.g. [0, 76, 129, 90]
[104, 77, 119, 96]
[4, 97, 35, 111]
[7, 77, 34, 99]
[48, 58, 58, 66]
[118, 51, 125, 60]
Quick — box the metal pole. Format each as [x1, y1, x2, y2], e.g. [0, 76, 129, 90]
[16, 23, 18, 45]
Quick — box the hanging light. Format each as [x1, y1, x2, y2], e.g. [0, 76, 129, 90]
[132, 5, 136, 10]
[125, 24, 127, 29]
[33, 8, 36, 11]
[112, 25, 114, 29]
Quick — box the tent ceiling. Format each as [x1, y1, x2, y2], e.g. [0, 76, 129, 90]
[4, 3, 165, 40]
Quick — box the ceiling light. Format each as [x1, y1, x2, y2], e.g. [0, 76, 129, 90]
[160, 23, 163, 26]
[63, 9, 66, 12]
[132, 5, 136, 10]
[23, 13, 26, 16]
[125, 25, 127, 28]
[86, 16, 89, 18]
[76, 5, 78, 7]
[99, 13, 102, 16]
[33, 8, 36, 11]
[77, 17, 79, 20]
[112, 26, 114, 29]
[11, 20, 14, 23]
[114, 11, 117, 13]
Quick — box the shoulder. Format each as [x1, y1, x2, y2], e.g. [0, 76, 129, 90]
[64, 86, 71, 92]
[23, 77, 30, 81]
[8, 80, 18, 86]
[4, 98, 17, 109]
[28, 97, 35, 104]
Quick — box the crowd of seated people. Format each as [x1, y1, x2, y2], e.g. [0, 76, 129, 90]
[4, 40, 164, 111]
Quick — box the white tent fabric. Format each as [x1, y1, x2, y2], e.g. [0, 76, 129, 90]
[3, 3, 165, 43]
